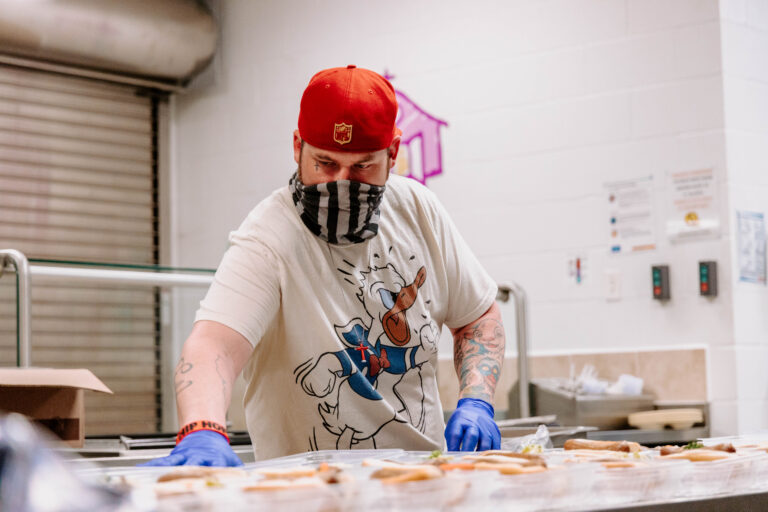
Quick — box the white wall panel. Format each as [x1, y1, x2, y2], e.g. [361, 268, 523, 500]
[170, 0, 768, 434]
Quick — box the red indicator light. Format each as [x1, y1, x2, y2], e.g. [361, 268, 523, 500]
[654, 286, 661, 296]
[701, 283, 709, 292]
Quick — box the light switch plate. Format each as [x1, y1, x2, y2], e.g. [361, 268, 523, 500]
[604, 269, 621, 301]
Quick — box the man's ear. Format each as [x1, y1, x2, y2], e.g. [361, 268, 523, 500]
[293, 130, 302, 165]
[388, 136, 401, 169]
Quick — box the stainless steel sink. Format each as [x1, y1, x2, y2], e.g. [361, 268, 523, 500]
[508, 378, 656, 429]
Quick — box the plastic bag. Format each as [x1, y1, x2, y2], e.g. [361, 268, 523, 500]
[0, 413, 130, 512]
[500, 424, 554, 453]
[566, 364, 645, 396]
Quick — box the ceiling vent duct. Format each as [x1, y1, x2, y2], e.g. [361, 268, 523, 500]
[0, 0, 218, 90]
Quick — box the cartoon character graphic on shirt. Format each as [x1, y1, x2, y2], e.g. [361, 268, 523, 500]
[294, 262, 439, 449]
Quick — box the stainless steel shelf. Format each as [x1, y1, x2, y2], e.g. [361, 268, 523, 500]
[588, 427, 709, 446]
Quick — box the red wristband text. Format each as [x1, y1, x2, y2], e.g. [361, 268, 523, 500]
[176, 420, 229, 445]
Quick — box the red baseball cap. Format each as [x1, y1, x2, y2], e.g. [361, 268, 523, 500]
[298, 65, 399, 152]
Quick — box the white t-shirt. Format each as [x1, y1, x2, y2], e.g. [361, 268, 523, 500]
[195, 174, 497, 460]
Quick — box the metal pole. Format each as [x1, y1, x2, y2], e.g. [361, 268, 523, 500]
[511, 283, 531, 418]
[0, 249, 31, 367]
[498, 282, 531, 418]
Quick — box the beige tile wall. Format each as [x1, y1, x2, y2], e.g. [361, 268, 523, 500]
[437, 348, 707, 414]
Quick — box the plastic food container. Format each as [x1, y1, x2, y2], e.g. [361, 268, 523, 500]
[673, 452, 763, 498]
[589, 460, 690, 507]
[240, 482, 354, 512]
[356, 473, 471, 511]
[252, 448, 405, 468]
[727, 452, 766, 494]
[477, 463, 598, 512]
[551, 462, 600, 510]
[742, 449, 768, 491]
[143, 469, 360, 512]
[149, 483, 352, 512]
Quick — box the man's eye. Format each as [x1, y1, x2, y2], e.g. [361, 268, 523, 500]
[355, 163, 371, 169]
[319, 161, 334, 167]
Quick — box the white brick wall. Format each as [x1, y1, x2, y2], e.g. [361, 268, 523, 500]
[627, 0, 719, 33]
[169, 0, 768, 435]
[721, 0, 768, 434]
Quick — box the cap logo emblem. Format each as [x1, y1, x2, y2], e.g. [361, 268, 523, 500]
[333, 123, 353, 145]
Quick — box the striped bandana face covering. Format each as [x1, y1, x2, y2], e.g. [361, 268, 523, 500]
[289, 172, 386, 245]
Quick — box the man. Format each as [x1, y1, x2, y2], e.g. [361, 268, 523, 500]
[145, 65, 505, 467]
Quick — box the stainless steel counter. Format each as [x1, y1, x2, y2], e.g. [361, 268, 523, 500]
[599, 490, 768, 511]
[57, 433, 256, 468]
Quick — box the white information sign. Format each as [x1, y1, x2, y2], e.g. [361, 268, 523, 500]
[605, 176, 656, 254]
[666, 169, 720, 241]
[737, 211, 766, 284]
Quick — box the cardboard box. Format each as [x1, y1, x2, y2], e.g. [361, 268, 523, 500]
[0, 368, 113, 447]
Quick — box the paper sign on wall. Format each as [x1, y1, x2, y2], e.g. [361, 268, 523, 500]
[566, 254, 589, 286]
[666, 169, 720, 241]
[605, 176, 656, 253]
[737, 211, 766, 284]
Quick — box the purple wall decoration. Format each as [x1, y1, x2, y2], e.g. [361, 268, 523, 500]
[385, 72, 448, 186]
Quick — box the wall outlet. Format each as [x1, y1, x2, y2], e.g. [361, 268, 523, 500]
[605, 269, 621, 301]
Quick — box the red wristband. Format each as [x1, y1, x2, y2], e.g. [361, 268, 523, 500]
[176, 420, 229, 445]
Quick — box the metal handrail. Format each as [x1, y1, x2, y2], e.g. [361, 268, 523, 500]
[0, 250, 31, 367]
[0, 249, 215, 368]
[497, 282, 531, 418]
[27, 265, 215, 287]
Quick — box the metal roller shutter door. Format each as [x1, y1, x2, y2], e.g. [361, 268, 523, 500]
[0, 64, 159, 434]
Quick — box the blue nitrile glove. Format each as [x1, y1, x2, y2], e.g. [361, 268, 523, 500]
[139, 430, 243, 467]
[445, 398, 501, 452]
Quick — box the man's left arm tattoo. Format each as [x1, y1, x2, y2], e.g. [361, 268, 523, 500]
[174, 356, 194, 396]
[452, 304, 505, 403]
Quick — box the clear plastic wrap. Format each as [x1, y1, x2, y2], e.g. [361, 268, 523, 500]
[589, 460, 690, 507]
[742, 449, 768, 491]
[672, 452, 763, 498]
[500, 424, 554, 453]
[358, 472, 470, 511]
[718, 437, 768, 492]
[77, 437, 768, 511]
[252, 448, 405, 468]
[152, 478, 354, 512]
[0, 413, 132, 512]
[477, 462, 598, 512]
